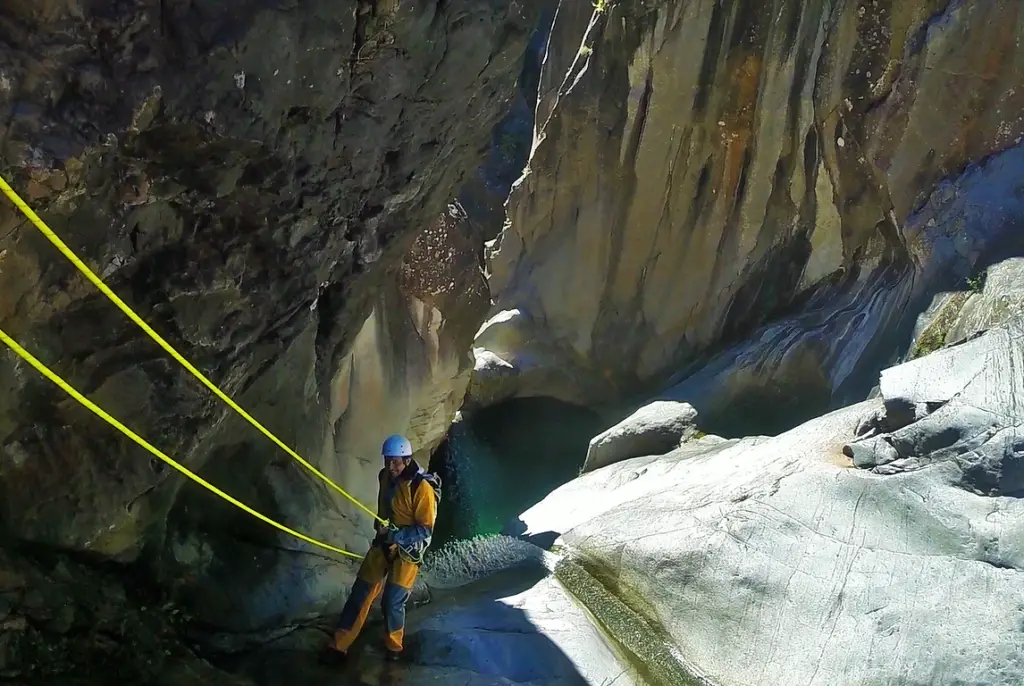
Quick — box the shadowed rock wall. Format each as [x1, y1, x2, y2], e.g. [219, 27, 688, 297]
[0, 0, 541, 642]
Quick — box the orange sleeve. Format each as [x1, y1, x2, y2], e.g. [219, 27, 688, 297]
[412, 479, 438, 530]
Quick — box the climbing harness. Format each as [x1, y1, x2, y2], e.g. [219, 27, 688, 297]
[0, 172, 390, 559]
[0, 174, 385, 526]
[0, 327, 363, 560]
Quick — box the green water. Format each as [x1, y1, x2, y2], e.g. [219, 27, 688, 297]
[430, 397, 606, 546]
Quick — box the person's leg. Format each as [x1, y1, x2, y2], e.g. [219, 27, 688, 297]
[332, 548, 388, 654]
[381, 556, 419, 655]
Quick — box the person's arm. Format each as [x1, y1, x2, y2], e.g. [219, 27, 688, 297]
[391, 480, 437, 547]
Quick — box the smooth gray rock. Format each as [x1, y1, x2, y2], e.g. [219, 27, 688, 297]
[843, 435, 899, 468]
[868, 329, 1024, 496]
[879, 333, 994, 429]
[517, 328, 1024, 685]
[946, 257, 1024, 342]
[583, 400, 701, 473]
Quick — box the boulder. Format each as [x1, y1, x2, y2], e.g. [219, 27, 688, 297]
[582, 400, 702, 473]
[910, 257, 1024, 360]
[517, 327, 1024, 685]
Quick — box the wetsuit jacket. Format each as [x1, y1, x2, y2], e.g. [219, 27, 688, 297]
[376, 459, 437, 558]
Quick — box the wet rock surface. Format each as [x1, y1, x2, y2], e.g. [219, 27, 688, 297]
[230, 562, 640, 686]
[516, 326, 1024, 685]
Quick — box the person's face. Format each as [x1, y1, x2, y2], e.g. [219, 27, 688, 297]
[386, 457, 408, 478]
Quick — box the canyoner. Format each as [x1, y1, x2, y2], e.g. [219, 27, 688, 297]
[324, 434, 443, 665]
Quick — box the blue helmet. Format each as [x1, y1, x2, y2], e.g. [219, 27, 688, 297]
[382, 434, 413, 459]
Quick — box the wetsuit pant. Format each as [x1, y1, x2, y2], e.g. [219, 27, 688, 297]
[333, 545, 419, 654]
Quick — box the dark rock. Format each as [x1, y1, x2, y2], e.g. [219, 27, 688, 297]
[0, 0, 542, 647]
[0, 544, 248, 684]
[458, 10, 556, 241]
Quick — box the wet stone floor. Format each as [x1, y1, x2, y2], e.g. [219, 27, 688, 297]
[228, 564, 640, 686]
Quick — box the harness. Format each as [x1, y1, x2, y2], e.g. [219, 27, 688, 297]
[412, 471, 442, 508]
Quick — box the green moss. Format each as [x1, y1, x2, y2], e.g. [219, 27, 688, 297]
[554, 556, 710, 686]
[910, 292, 969, 360]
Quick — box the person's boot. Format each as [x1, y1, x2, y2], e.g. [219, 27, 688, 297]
[383, 650, 403, 663]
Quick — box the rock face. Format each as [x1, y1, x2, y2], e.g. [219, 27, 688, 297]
[910, 256, 1024, 360]
[160, 200, 492, 634]
[0, 0, 540, 648]
[517, 327, 1024, 685]
[321, 201, 490, 521]
[475, 0, 1024, 431]
[0, 545, 251, 684]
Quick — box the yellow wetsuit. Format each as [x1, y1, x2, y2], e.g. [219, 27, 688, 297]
[332, 460, 438, 655]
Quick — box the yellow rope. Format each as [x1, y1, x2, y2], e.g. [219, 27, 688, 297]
[0, 327, 363, 560]
[0, 173, 385, 526]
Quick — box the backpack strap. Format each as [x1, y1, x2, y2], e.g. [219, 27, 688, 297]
[412, 471, 442, 504]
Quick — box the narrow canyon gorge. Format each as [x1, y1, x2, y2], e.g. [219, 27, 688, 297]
[1, 1, 1022, 684]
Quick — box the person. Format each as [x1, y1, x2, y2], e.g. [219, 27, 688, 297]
[322, 434, 440, 664]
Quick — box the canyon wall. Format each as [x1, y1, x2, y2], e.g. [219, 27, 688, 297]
[0, 0, 541, 651]
[474, 0, 1024, 436]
